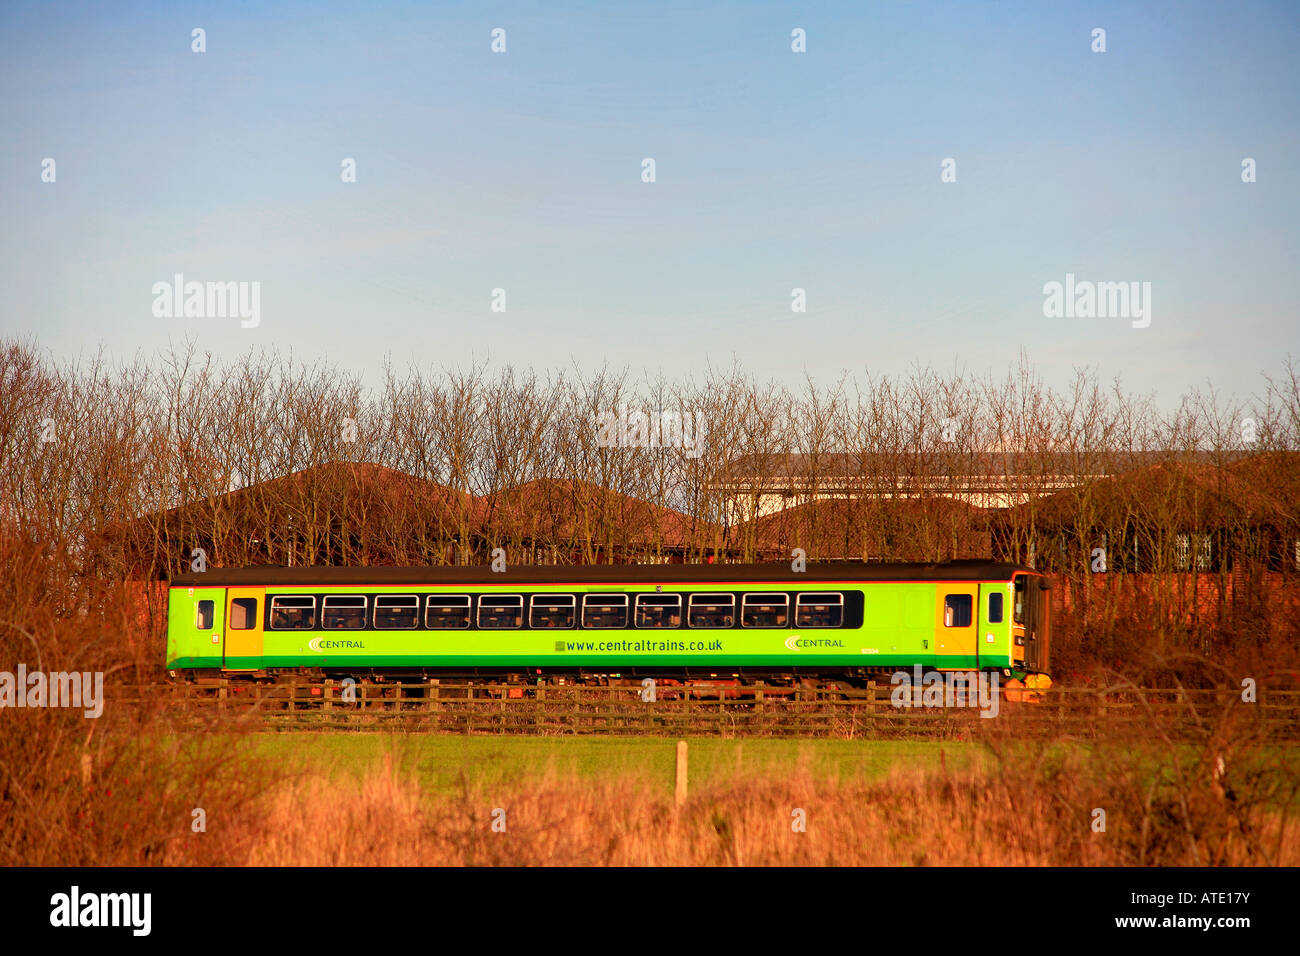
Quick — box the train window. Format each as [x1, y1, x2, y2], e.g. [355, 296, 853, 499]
[426, 595, 471, 629]
[582, 594, 628, 629]
[374, 595, 419, 629]
[795, 593, 843, 628]
[229, 598, 257, 630]
[943, 594, 972, 628]
[322, 595, 367, 630]
[1013, 577, 1026, 624]
[196, 599, 214, 630]
[635, 593, 682, 628]
[988, 592, 1004, 624]
[742, 593, 789, 628]
[531, 595, 575, 629]
[478, 595, 523, 629]
[270, 595, 317, 630]
[688, 594, 735, 628]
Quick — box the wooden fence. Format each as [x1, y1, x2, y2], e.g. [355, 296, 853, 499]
[103, 680, 1300, 739]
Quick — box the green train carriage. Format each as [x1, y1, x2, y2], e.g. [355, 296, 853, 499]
[166, 561, 1051, 684]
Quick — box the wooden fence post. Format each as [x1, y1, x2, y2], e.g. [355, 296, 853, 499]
[675, 740, 688, 807]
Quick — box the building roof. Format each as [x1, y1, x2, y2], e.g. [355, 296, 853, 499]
[113, 461, 473, 530]
[720, 450, 1225, 482]
[1227, 452, 1300, 524]
[472, 477, 710, 548]
[106, 463, 712, 557]
[737, 495, 988, 557]
[997, 457, 1294, 528]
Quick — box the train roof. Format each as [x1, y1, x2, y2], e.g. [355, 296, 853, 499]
[171, 560, 1038, 587]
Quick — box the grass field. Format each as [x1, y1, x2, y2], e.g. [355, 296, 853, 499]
[247, 734, 988, 796]
[7, 718, 1295, 865]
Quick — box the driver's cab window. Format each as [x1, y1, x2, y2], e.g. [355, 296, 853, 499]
[1013, 578, 1026, 624]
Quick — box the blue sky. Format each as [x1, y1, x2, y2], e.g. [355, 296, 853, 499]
[2, 0, 1297, 404]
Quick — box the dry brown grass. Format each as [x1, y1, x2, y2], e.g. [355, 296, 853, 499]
[225, 749, 1299, 866]
[5, 687, 1297, 866]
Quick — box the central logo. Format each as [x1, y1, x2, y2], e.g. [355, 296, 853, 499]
[784, 635, 800, 651]
[306, 638, 365, 652]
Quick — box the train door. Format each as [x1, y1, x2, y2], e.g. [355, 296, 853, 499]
[978, 582, 1008, 667]
[224, 586, 264, 669]
[1024, 576, 1051, 672]
[934, 583, 978, 667]
[1012, 574, 1052, 673]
